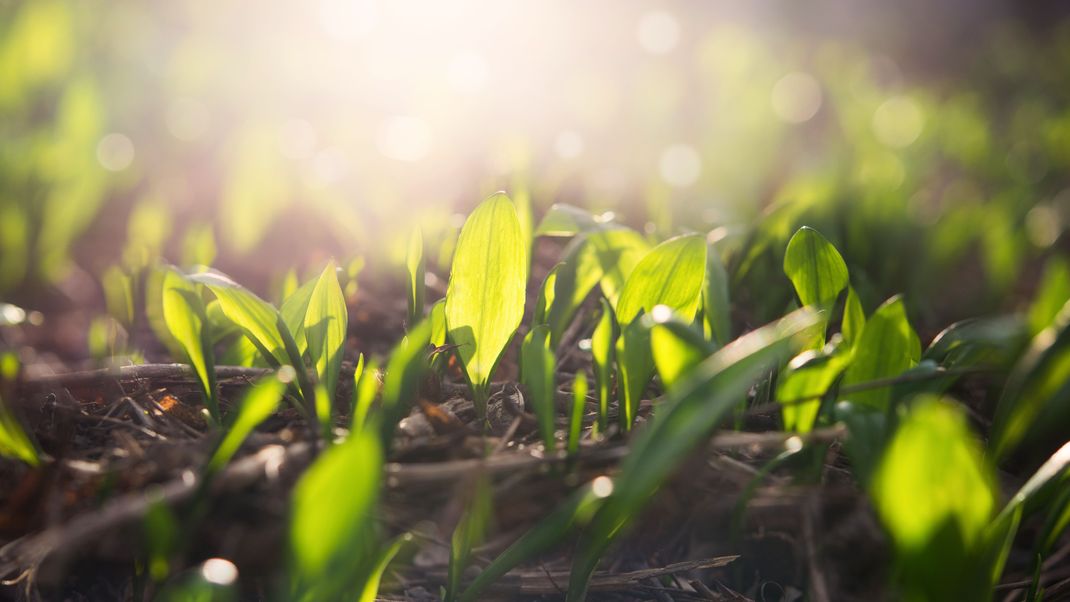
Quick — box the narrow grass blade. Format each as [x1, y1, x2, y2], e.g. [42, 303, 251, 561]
[592, 299, 618, 432]
[520, 325, 556, 451]
[207, 370, 290, 474]
[406, 227, 425, 327]
[568, 372, 587, 457]
[447, 475, 492, 602]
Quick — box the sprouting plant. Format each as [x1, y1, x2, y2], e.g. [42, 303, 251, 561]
[445, 193, 527, 420]
[701, 246, 732, 348]
[591, 299, 617, 433]
[205, 368, 291, 475]
[783, 226, 848, 348]
[520, 324, 555, 451]
[289, 423, 401, 602]
[305, 261, 348, 439]
[567, 308, 819, 600]
[0, 353, 40, 466]
[406, 227, 425, 328]
[613, 234, 707, 429]
[446, 475, 492, 602]
[161, 267, 220, 421]
[840, 295, 920, 410]
[568, 372, 587, 458]
[378, 319, 432, 449]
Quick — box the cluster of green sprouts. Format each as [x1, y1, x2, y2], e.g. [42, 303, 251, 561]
[3, 193, 1070, 601]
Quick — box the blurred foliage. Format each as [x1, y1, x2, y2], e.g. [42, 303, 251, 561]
[0, 0, 1069, 336]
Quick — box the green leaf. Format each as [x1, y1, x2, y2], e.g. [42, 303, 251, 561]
[614, 235, 707, 429]
[161, 268, 219, 421]
[532, 263, 559, 326]
[869, 397, 997, 601]
[841, 286, 865, 348]
[445, 193, 527, 414]
[991, 300, 1070, 459]
[458, 478, 610, 602]
[568, 372, 587, 457]
[279, 276, 318, 357]
[207, 371, 289, 474]
[358, 533, 412, 602]
[567, 308, 819, 600]
[290, 425, 382, 601]
[615, 234, 707, 326]
[380, 320, 432, 449]
[1029, 257, 1070, 335]
[0, 392, 40, 466]
[305, 261, 348, 429]
[351, 355, 379, 433]
[429, 299, 447, 349]
[406, 227, 426, 327]
[923, 316, 1026, 371]
[587, 228, 652, 307]
[783, 226, 849, 308]
[650, 314, 716, 389]
[520, 325, 556, 451]
[702, 247, 731, 347]
[840, 296, 920, 410]
[189, 270, 291, 368]
[591, 299, 618, 433]
[447, 475, 492, 602]
[778, 346, 851, 433]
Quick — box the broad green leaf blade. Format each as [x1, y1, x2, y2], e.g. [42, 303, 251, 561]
[305, 261, 348, 401]
[588, 228, 652, 307]
[458, 479, 609, 602]
[650, 314, 715, 389]
[406, 227, 426, 327]
[352, 357, 380, 433]
[290, 425, 382, 601]
[869, 397, 997, 601]
[207, 372, 288, 474]
[615, 234, 707, 325]
[567, 308, 819, 600]
[161, 268, 219, 420]
[991, 300, 1070, 459]
[841, 286, 866, 348]
[702, 247, 731, 348]
[783, 226, 848, 308]
[591, 299, 618, 433]
[520, 325, 556, 451]
[429, 299, 447, 348]
[189, 270, 290, 367]
[778, 347, 850, 432]
[280, 276, 318, 357]
[615, 317, 651, 429]
[447, 475, 492, 602]
[840, 296, 920, 410]
[445, 193, 527, 410]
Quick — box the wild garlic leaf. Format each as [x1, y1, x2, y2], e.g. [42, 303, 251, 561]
[1029, 256, 1070, 335]
[305, 261, 348, 401]
[591, 298, 618, 432]
[161, 268, 219, 420]
[406, 227, 425, 327]
[447, 476, 492, 602]
[533, 263, 560, 327]
[840, 296, 920, 410]
[870, 397, 996, 601]
[614, 234, 707, 325]
[280, 276, 318, 357]
[520, 325, 556, 451]
[207, 372, 288, 474]
[445, 193, 527, 412]
[290, 425, 382, 601]
[783, 226, 848, 308]
[841, 286, 866, 348]
[379, 320, 431, 449]
[778, 348, 851, 432]
[650, 313, 715, 389]
[533, 203, 601, 237]
[190, 270, 290, 367]
[0, 393, 40, 466]
[702, 247, 731, 348]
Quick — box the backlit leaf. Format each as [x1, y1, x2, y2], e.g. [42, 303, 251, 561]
[207, 372, 288, 474]
[162, 268, 219, 420]
[783, 226, 848, 307]
[840, 296, 920, 410]
[445, 193, 527, 413]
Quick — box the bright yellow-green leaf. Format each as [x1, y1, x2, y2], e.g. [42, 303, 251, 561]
[406, 227, 425, 327]
[783, 226, 848, 308]
[161, 268, 218, 420]
[280, 276, 318, 357]
[569, 372, 588, 457]
[0, 393, 39, 466]
[190, 270, 290, 367]
[1029, 257, 1070, 335]
[870, 397, 997, 600]
[207, 372, 288, 474]
[778, 348, 851, 432]
[650, 314, 715, 389]
[445, 193, 527, 412]
[841, 296, 920, 410]
[591, 299, 618, 433]
[290, 425, 382, 600]
[842, 285, 866, 347]
[447, 475, 492, 602]
[615, 234, 707, 325]
[702, 248, 731, 348]
[305, 261, 348, 401]
[520, 325, 555, 451]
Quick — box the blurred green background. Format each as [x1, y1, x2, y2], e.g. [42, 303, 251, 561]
[3, 0, 1070, 344]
